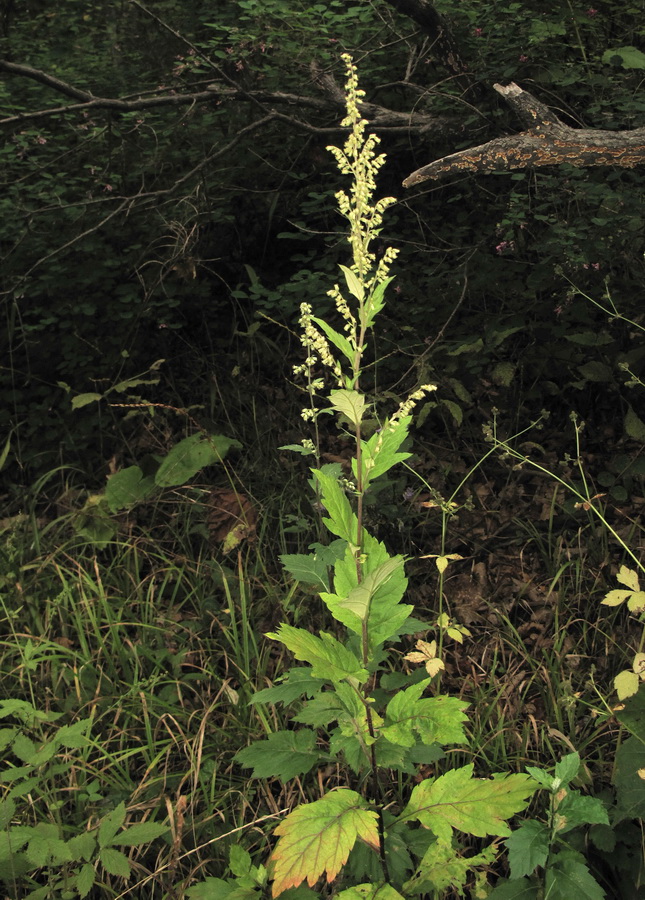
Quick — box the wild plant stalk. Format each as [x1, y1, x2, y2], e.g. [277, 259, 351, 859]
[234, 56, 537, 899]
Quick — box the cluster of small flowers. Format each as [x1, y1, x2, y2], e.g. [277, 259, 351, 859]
[389, 384, 437, 429]
[495, 240, 515, 255]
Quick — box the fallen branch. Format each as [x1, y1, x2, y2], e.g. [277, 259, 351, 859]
[403, 82, 645, 187]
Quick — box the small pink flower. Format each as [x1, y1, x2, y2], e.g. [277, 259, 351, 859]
[519, 54, 528, 62]
[495, 240, 515, 255]
[474, 27, 483, 36]
[586, 7, 598, 16]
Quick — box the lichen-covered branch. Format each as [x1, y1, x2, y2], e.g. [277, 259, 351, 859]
[403, 82, 645, 187]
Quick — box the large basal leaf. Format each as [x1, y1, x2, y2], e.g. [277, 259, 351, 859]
[401, 765, 537, 842]
[265, 624, 368, 685]
[234, 729, 320, 781]
[270, 789, 379, 897]
[544, 850, 606, 900]
[155, 433, 241, 487]
[106, 466, 155, 512]
[280, 552, 330, 589]
[613, 735, 645, 822]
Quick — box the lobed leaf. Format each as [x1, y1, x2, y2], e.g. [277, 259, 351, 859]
[506, 820, 550, 879]
[265, 624, 368, 684]
[270, 789, 379, 897]
[235, 729, 320, 781]
[402, 765, 537, 842]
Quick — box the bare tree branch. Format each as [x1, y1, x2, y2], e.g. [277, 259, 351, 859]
[0, 58, 458, 135]
[403, 82, 645, 187]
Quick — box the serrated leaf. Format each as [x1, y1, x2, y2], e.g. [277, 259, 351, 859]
[265, 624, 368, 685]
[617, 566, 641, 591]
[404, 839, 496, 895]
[269, 789, 379, 896]
[614, 735, 645, 821]
[401, 765, 537, 841]
[54, 718, 92, 749]
[234, 729, 320, 781]
[615, 669, 639, 699]
[329, 389, 366, 427]
[554, 752, 580, 787]
[554, 791, 608, 833]
[280, 553, 329, 589]
[0, 796, 16, 829]
[112, 821, 169, 846]
[381, 680, 468, 748]
[336, 557, 404, 622]
[336, 883, 404, 900]
[68, 831, 96, 861]
[100, 846, 131, 878]
[155, 434, 240, 487]
[364, 276, 395, 327]
[250, 669, 326, 706]
[544, 851, 605, 899]
[486, 877, 539, 899]
[229, 844, 252, 877]
[506, 820, 549, 878]
[312, 469, 358, 544]
[354, 416, 412, 489]
[75, 862, 96, 899]
[98, 802, 127, 849]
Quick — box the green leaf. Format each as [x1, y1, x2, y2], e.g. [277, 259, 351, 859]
[337, 556, 404, 622]
[506, 820, 549, 879]
[524, 766, 554, 790]
[98, 802, 127, 849]
[544, 850, 605, 900]
[234, 729, 320, 781]
[250, 668, 326, 706]
[111, 821, 169, 846]
[354, 416, 411, 489]
[0, 434, 11, 472]
[0, 797, 16, 829]
[270, 789, 379, 896]
[105, 466, 156, 512]
[404, 839, 496, 895]
[312, 315, 355, 365]
[339, 264, 364, 301]
[336, 884, 405, 900]
[381, 682, 469, 748]
[312, 469, 358, 544]
[554, 792, 608, 834]
[155, 434, 241, 487]
[602, 45, 645, 69]
[613, 736, 645, 822]
[26, 824, 72, 867]
[100, 846, 131, 878]
[54, 719, 92, 749]
[486, 878, 539, 899]
[67, 831, 96, 861]
[625, 406, 645, 441]
[229, 844, 253, 877]
[554, 752, 580, 787]
[329, 389, 367, 427]
[265, 624, 368, 685]
[75, 862, 96, 899]
[280, 553, 330, 589]
[576, 361, 613, 382]
[185, 880, 236, 900]
[71, 392, 103, 409]
[401, 765, 537, 841]
[615, 669, 640, 700]
[364, 276, 395, 327]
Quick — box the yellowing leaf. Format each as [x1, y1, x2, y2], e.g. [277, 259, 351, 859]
[617, 566, 641, 592]
[615, 669, 640, 700]
[329, 389, 367, 427]
[404, 640, 444, 677]
[627, 591, 645, 613]
[601, 589, 631, 607]
[270, 789, 379, 897]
